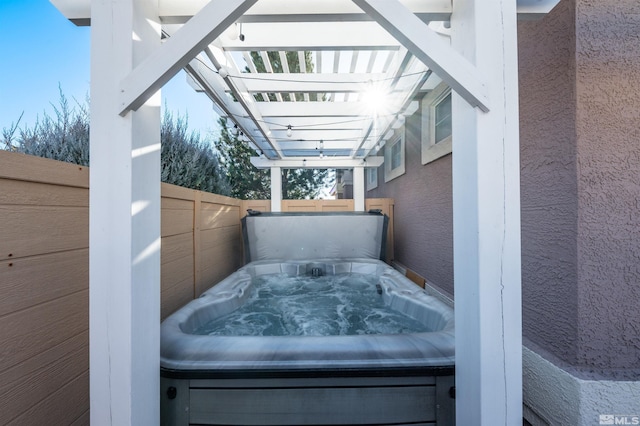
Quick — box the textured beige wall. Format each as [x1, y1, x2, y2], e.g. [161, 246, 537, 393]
[366, 106, 454, 297]
[518, 0, 580, 366]
[366, 0, 639, 379]
[573, 0, 640, 377]
[520, 0, 640, 378]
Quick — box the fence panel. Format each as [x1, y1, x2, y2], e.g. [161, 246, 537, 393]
[0, 152, 90, 425]
[0, 151, 395, 425]
[0, 152, 245, 425]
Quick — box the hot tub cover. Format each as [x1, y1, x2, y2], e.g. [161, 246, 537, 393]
[242, 212, 388, 262]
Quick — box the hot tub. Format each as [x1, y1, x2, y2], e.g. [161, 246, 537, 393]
[160, 213, 455, 426]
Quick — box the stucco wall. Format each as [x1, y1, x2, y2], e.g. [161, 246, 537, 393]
[518, 0, 580, 367]
[368, 0, 639, 379]
[518, 0, 640, 378]
[574, 0, 640, 377]
[366, 108, 454, 296]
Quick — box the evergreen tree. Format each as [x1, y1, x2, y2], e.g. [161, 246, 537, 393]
[160, 110, 229, 195]
[215, 118, 331, 200]
[214, 117, 270, 199]
[9, 91, 90, 166]
[2, 91, 229, 195]
[282, 168, 330, 200]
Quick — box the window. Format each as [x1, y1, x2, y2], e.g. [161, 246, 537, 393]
[434, 92, 452, 144]
[384, 129, 405, 182]
[421, 82, 452, 165]
[367, 167, 378, 191]
[391, 140, 402, 169]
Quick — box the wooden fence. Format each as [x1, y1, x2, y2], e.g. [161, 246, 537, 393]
[0, 152, 91, 425]
[0, 150, 394, 425]
[160, 184, 242, 319]
[0, 152, 244, 425]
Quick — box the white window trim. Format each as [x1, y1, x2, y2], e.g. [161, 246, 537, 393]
[384, 128, 406, 182]
[421, 82, 452, 165]
[367, 166, 378, 191]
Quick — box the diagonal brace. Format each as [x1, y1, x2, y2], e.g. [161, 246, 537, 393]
[118, 0, 257, 115]
[352, 0, 490, 112]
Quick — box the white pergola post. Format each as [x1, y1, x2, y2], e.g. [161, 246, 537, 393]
[450, 1, 522, 425]
[353, 0, 523, 423]
[90, 0, 161, 425]
[353, 166, 365, 211]
[270, 166, 282, 212]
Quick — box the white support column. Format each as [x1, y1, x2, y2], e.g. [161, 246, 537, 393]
[90, 0, 161, 425]
[270, 166, 282, 212]
[450, 1, 522, 425]
[353, 166, 365, 211]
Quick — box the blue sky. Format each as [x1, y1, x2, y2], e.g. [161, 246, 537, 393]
[0, 0, 219, 139]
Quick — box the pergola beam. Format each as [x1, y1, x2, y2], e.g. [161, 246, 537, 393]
[353, 0, 490, 112]
[52, 0, 559, 26]
[351, 52, 430, 157]
[236, 73, 387, 93]
[203, 48, 284, 158]
[218, 22, 401, 52]
[184, 60, 279, 158]
[251, 157, 382, 169]
[271, 129, 364, 141]
[118, 0, 257, 115]
[260, 102, 375, 117]
[256, 116, 369, 128]
[275, 140, 363, 150]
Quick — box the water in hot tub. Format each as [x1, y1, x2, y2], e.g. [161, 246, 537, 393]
[194, 273, 431, 336]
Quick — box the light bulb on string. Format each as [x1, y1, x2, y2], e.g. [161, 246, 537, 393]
[226, 23, 238, 40]
[286, 125, 293, 138]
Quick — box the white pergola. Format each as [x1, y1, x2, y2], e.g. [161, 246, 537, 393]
[51, 0, 559, 425]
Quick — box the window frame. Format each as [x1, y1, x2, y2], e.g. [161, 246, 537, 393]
[384, 128, 406, 182]
[421, 82, 453, 165]
[367, 166, 378, 191]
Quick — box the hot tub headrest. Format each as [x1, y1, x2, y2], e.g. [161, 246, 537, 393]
[242, 212, 388, 262]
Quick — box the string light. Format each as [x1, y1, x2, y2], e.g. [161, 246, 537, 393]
[238, 22, 245, 42]
[286, 125, 293, 138]
[194, 55, 427, 86]
[225, 23, 238, 40]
